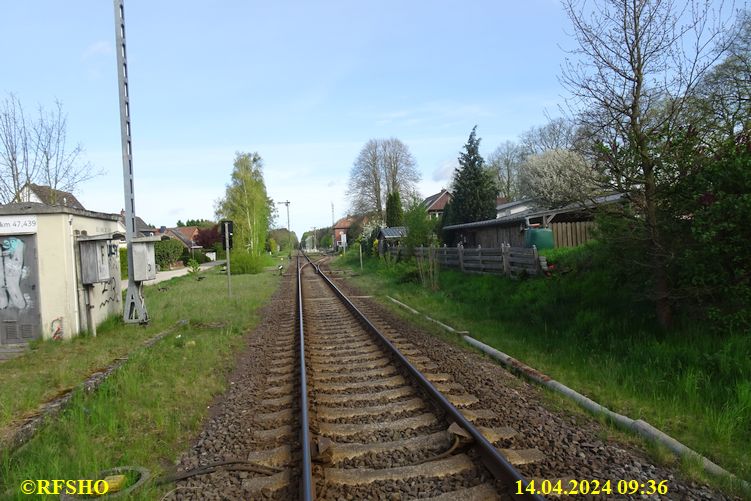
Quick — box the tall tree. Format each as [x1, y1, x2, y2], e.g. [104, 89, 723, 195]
[385, 191, 404, 227]
[445, 126, 497, 225]
[518, 149, 601, 207]
[347, 138, 420, 219]
[215, 152, 272, 256]
[690, 11, 751, 144]
[381, 138, 420, 202]
[486, 140, 524, 200]
[348, 139, 383, 218]
[0, 94, 95, 203]
[185, 218, 215, 228]
[519, 117, 579, 155]
[195, 224, 222, 249]
[561, 0, 732, 328]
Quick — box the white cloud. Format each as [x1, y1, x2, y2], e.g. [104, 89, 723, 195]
[432, 158, 457, 182]
[81, 41, 113, 61]
[373, 101, 495, 128]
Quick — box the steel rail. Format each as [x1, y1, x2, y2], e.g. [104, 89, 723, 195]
[297, 255, 315, 501]
[301, 252, 545, 501]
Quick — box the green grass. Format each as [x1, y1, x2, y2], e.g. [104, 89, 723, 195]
[334, 247, 751, 491]
[0, 267, 279, 499]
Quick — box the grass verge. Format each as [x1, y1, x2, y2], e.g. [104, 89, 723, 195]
[332, 246, 751, 494]
[0, 267, 279, 499]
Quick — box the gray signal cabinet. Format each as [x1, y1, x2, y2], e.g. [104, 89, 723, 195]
[131, 236, 158, 281]
[79, 234, 116, 285]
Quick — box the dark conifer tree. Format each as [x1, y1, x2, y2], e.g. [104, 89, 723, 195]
[446, 126, 497, 225]
[385, 191, 403, 227]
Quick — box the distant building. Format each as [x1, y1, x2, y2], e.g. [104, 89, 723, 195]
[333, 214, 369, 251]
[17, 183, 86, 210]
[495, 199, 538, 219]
[333, 216, 352, 250]
[164, 226, 199, 249]
[118, 210, 157, 238]
[422, 189, 451, 219]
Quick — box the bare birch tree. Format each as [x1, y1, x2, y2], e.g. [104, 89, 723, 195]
[381, 137, 420, 203]
[520, 117, 579, 155]
[486, 140, 524, 200]
[561, 0, 733, 328]
[347, 138, 420, 219]
[0, 93, 94, 204]
[348, 139, 384, 218]
[0, 94, 34, 203]
[34, 100, 93, 202]
[690, 11, 751, 142]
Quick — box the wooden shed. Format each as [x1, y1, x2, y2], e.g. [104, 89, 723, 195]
[377, 226, 408, 256]
[444, 194, 624, 249]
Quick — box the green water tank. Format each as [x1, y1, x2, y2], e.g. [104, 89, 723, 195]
[524, 228, 554, 249]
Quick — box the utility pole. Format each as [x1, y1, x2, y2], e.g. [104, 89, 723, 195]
[331, 202, 335, 251]
[114, 0, 148, 324]
[223, 220, 232, 298]
[277, 201, 291, 255]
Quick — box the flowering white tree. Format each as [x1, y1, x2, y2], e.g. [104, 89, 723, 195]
[519, 149, 601, 207]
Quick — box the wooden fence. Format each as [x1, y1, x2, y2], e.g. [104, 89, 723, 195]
[551, 221, 594, 248]
[387, 244, 543, 277]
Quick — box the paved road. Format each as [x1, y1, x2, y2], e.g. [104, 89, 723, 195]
[120, 261, 223, 291]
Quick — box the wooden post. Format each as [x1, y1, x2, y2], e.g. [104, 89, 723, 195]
[502, 243, 510, 276]
[478, 245, 483, 272]
[532, 245, 539, 275]
[458, 245, 465, 272]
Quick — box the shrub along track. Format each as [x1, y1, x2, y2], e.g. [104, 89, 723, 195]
[166, 254, 737, 500]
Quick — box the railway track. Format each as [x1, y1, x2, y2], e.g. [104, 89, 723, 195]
[169, 253, 738, 501]
[194, 253, 544, 499]
[297, 253, 544, 500]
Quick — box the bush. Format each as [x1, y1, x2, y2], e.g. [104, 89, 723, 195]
[187, 259, 201, 278]
[213, 243, 226, 260]
[154, 239, 184, 270]
[181, 250, 211, 266]
[228, 251, 266, 274]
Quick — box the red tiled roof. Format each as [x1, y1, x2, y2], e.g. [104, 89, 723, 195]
[334, 217, 353, 229]
[423, 189, 451, 211]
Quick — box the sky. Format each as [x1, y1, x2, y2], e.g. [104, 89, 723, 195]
[0, 1, 575, 238]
